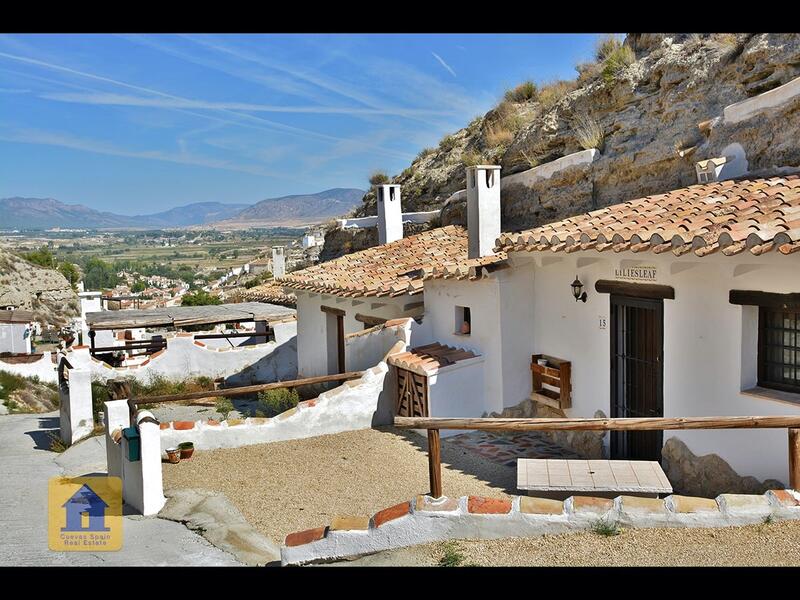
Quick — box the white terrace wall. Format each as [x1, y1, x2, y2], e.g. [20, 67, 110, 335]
[503, 249, 800, 483]
[295, 291, 419, 377]
[62, 323, 297, 385]
[0, 351, 58, 383]
[336, 211, 440, 230]
[160, 362, 392, 451]
[723, 75, 800, 124]
[58, 358, 94, 445]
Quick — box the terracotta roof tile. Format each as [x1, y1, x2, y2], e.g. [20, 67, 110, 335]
[279, 225, 506, 298]
[240, 282, 297, 308]
[496, 177, 800, 258]
[387, 342, 480, 375]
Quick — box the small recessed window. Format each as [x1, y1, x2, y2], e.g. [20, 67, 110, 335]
[455, 306, 471, 335]
[758, 306, 800, 394]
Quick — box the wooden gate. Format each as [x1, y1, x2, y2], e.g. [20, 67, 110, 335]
[396, 367, 429, 417]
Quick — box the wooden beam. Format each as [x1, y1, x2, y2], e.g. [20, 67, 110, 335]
[790, 428, 800, 491]
[594, 280, 675, 300]
[427, 429, 442, 498]
[394, 415, 800, 431]
[320, 304, 346, 317]
[337, 314, 345, 374]
[132, 371, 363, 404]
[729, 289, 800, 309]
[354, 313, 388, 327]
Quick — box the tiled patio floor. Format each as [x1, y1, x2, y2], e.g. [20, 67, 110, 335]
[446, 431, 580, 467]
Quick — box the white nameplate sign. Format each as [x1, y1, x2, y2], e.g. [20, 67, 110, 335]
[614, 266, 657, 283]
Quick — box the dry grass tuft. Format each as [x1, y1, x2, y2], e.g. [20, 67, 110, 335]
[572, 113, 604, 151]
[504, 80, 538, 103]
[368, 171, 390, 186]
[538, 80, 578, 110]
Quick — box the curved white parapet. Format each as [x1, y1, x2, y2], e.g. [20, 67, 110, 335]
[281, 489, 800, 565]
[337, 211, 440, 230]
[159, 362, 391, 452]
[503, 148, 599, 187]
[724, 76, 800, 125]
[442, 149, 600, 210]
[0, 351, 58, 383]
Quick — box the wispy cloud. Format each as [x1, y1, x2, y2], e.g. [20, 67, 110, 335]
[431, 52, 457, 77]
[0, 124, 296, 179]
[0, 87, 29, 94]
[0, 49, 415, 161]
[39, 91, 452, 117]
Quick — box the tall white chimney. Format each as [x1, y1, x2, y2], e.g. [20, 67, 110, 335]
[272, 246, 286, 278]
[376, 184, 403, 245]
[466, 165, 501, 259]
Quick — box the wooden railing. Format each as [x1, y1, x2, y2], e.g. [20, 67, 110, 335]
[393, 415, 800, 499]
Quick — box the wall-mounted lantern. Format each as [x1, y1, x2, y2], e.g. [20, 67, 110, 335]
[571, 275, 588, 303]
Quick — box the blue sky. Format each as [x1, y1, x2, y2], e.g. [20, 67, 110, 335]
[0, 33, 604, 215]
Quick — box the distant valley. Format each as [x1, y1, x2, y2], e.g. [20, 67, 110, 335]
[1, 188, 365, 230]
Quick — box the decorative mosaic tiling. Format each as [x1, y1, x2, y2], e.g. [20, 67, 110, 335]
[446, 431, 580, 467]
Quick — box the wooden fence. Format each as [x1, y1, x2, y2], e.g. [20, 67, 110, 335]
[393, 416, 800, 499]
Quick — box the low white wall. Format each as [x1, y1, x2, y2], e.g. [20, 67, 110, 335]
[344, 318, 413, 372]
[441, 149, 599, 209]
[63, 325, 298, 385]
[0, 352, 57, 383]
[281, 490, 800, 565]
[160, 363, 391, 451]
[337, 211, 439, 230]
[429, 358, 486, 438]
[724, 75, 800, 124]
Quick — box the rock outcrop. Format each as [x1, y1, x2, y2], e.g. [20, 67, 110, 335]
[661, 436, 784, 498]
[0, 249, 78, 327]
[487, 398, 606, 459]
[323, 33, 800, 260]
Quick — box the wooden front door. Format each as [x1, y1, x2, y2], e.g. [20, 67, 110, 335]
[396, 368, 429, 417]
[610, 294, 664, 461]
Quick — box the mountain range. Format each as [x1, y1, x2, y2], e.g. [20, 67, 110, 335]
[0, 188, 365, 230]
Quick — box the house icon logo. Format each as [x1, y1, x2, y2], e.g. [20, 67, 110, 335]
[61, 484, 110, 533]
[49, 476, 122, 552]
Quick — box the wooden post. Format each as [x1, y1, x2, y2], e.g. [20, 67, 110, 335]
[790, 428, 800, 491]
[428, 428, 442, 499]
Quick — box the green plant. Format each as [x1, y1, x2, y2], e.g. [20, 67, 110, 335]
[368, 171, 390, 186]
[590, 518, 620, 537]
[438, 541, 466, 567]
[439, 134, 458, 151]
[256, 388, 299, 417]
[762, 513, 775, 525]
[504, 80, 538, 103]
[572, 113, 604, 151]
[415, 147, 436, 161]
[598, 37, 635, 84]
[180, 290, 222, 306]
[216, 397, 234, 420]
[48, 432, 67, 453]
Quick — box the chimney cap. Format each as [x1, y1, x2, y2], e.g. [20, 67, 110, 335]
[465, 164, 502, 171]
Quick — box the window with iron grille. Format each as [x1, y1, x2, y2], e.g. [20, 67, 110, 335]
[758, 306, 800, 393]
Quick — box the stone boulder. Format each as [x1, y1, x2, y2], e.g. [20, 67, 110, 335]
[661, 436, 784, 498]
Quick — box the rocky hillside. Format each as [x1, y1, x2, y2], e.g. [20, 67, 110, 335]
[0, 249, 78, 327]
[325, 33, 800, 259]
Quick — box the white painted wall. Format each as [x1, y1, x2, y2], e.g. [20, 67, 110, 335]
[295, 291, 418, 377]
[491, 249, 800, 483]
[58, 359, 94, 445]
[376, 184, 403, 245]
[428, 358, 485, 437]
[0, 352, 57, 382]
[0, 322, 31, 354]
[337, 211, 439, 230]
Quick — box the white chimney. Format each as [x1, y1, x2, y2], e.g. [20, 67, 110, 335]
[466, 165, 501, 259]
[376, 184, 403, 245]
[272, 246, 286, 278]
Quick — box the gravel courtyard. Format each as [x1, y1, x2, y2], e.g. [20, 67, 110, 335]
[339, 520, 800, 566]
[162, 426, 516, 544]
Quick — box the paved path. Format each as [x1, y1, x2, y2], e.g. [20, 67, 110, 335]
[447, 430, 580, 467]
[0, 412, 241, 566]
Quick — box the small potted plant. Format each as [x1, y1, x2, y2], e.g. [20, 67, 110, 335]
[177, 441, 194, 460]
[165, 447, 181, 464]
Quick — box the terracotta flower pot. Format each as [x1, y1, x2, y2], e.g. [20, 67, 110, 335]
[166, 448, 181, 464]
[177, 442, 194, 459]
